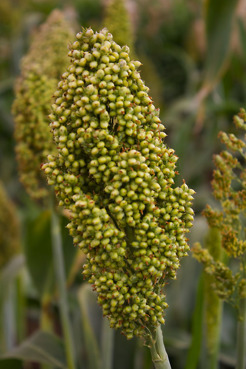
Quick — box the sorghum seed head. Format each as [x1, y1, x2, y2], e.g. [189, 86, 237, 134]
[43, 28, 194, 339]
[12, 10, 74, 201]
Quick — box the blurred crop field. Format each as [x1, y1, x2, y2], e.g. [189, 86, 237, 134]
[1, 0, 246, 368]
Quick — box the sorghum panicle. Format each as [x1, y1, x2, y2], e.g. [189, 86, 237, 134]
[193, 108, 246, 304]
[42, 28, 194, 340]
[12, 10, 74, 200]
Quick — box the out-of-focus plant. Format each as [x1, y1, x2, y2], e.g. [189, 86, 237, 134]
[186, 227, 224, 369]
[42, 27, 194, 369]
[136, 0, 194, 104]
[0, 180, 22, 354]
[0, 0, 20, 38]
[193, 108, 246, 369]
[12, 10, 77, 369]
[202, 227, 224, 369]
[0, 181, 20, 269]
[201, 0, 240, 97]
[158, 0, 244, 208]
[73, 0, 103, 30]
[104, 0, 134, 52]
[12, 9, 74, 201]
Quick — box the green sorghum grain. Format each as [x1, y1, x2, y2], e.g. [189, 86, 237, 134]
[43, 27, 194, 340]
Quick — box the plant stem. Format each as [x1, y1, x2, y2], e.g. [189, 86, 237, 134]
[203, 298, 222, 369]
[3, 284, 15, 350]
[149, 325, 172, 369]
[40, 293, 53, 333]
[51, 205, 76, 369]
[185, 274, 204, 369]
[203, 227, 223, 369]
[16, 273, 26, 342]
[236, 297, 246, 369]
[101, 318, 114, 369]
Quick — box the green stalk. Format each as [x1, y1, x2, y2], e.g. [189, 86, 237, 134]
[3, 285, 15, 350]
[40, 292, 53, 333]
[101, 318, 114, 369]
[203, 289, 222, 369]
[149, 325, 172, 369]
[236, 297, 246, 369]
[185, 274, 204, 369]
[51, 204, 76, 369]
[203, 228, 223, 369]
[16, 273, 26, 342]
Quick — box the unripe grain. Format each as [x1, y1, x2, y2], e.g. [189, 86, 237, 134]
[43, 28, 194, 340]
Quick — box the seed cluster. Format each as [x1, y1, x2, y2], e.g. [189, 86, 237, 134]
[0, 181, 20, 268]
[43, 28, 194, 339]
[12, 10, 74, 200]
[193, 109, 246, 305]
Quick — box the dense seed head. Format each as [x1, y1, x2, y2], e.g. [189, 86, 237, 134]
[12, 10, 74, 200]
[43, 28, 194, 339]
[0, 182, 20, 268]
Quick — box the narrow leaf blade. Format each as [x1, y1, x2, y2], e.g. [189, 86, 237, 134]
[2, 331, 66, 369]
[24, 210, 54, 297]
[184, 274, 204, 369]
[77, 283, 101, 369]
[204, 0, 239, 85]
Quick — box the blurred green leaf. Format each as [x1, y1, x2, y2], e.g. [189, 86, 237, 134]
[101, 318, 114, 369]
[113, 331, 138, 369]
[24, 210, 54, 297]
[24, 210, 77, 298]
[184, 274, 204, 369]
[0, 255, 25, 300]
[77, 283, 101, 369]
[0, 255, 25, 354]
[237, 17, 246, 60]
[60, 215, 78, 281]
[2, 331, 67, 369]
[0, 359, 22, 369]
[2, 330, 66, 368]
[204, 0, 240, 86]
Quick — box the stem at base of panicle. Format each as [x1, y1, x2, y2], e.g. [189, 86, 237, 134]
[149, 325, 172, 369]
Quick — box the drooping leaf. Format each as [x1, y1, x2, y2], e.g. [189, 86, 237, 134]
[77, 283, 101, 369]
[60, 215, 78, 282]
[2, 330, 66, 368]
[24, 210, 78, 298]
[237, 17, 246, 61]
[0, 255, 25, 301]
[101, 318, 114, 369]
[184, 274, 204, 369]
[24, 210, 54, 297]
[204, 0, 240, 86]
[0, 255, 25, 354]
[193, 0, 240, 132]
